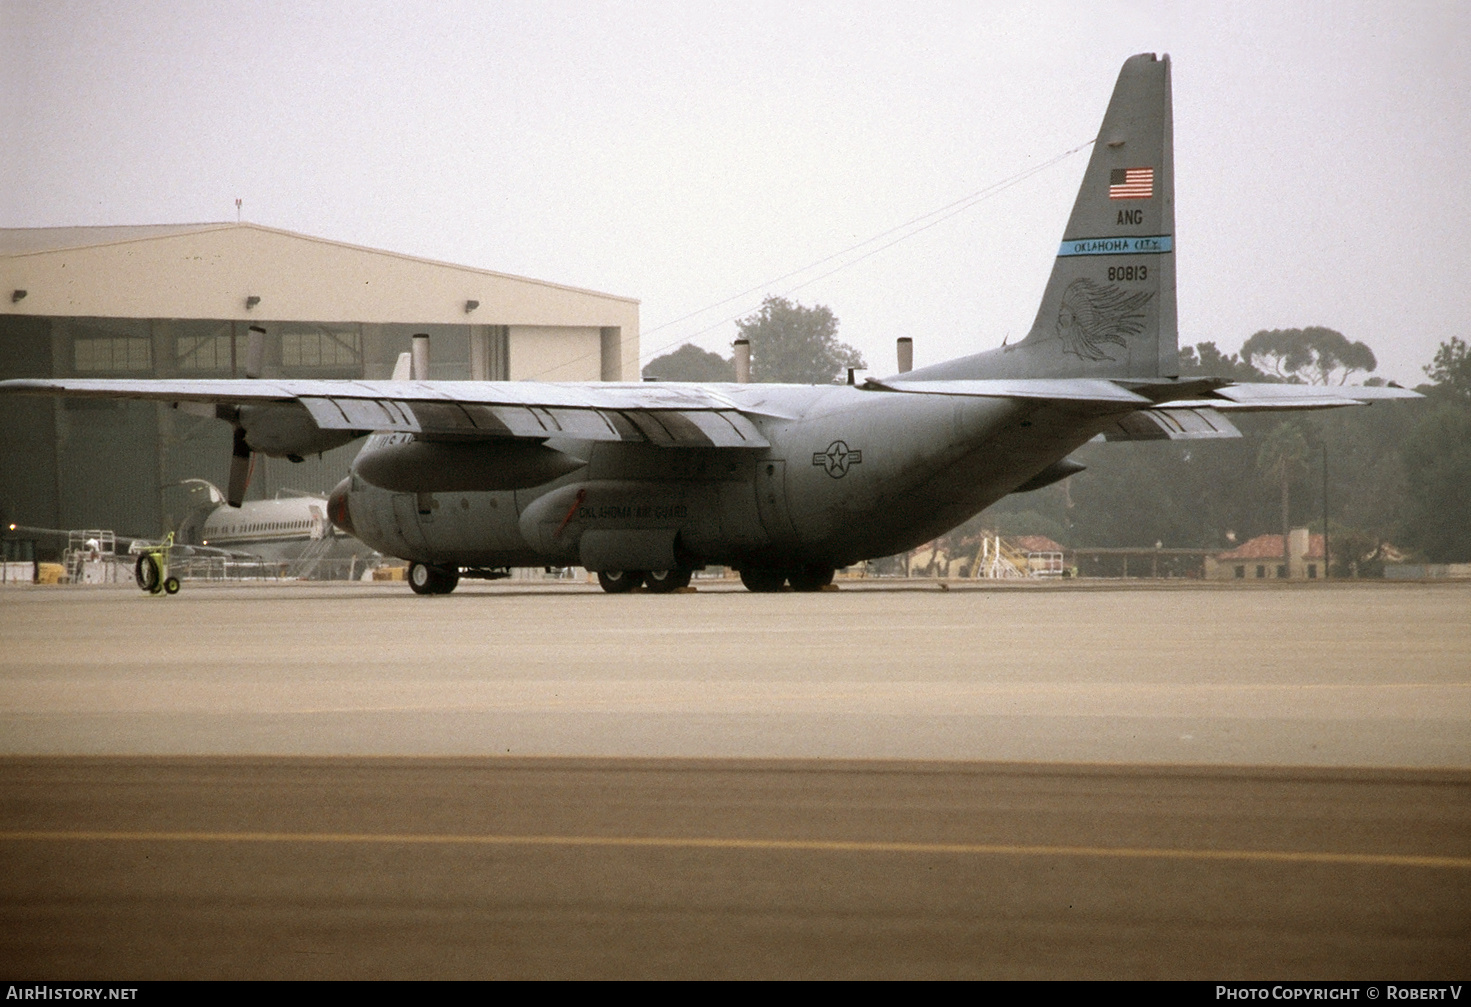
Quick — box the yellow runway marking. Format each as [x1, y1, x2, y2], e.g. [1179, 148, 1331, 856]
[2, 831, 1467, 870]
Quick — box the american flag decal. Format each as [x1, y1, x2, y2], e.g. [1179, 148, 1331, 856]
[1109, 167, 1154, 199]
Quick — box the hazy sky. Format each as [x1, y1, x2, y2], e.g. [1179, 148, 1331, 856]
[3, 1, 1467, 383]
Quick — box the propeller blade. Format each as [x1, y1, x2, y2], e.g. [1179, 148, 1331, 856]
[227, 425, 253, 507]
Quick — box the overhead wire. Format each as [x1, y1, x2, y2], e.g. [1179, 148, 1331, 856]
[527, 138, 1094, 379]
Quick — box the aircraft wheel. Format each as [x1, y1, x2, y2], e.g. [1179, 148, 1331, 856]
[788, 565, 834, 592]
[163, 577, 181, 595]
[739, 568, 787, 593]
[135, 554, 161, 593]
[408, 562, 457, 595]
[597, 570, 644, 594]
[644, 568, 692, 593]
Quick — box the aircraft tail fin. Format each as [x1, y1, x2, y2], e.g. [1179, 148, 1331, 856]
[907, 54, 1176, 382]
[1025, 53, 1176, 376]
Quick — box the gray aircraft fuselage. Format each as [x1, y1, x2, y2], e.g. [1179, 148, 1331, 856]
[333, 382, 1081, 574]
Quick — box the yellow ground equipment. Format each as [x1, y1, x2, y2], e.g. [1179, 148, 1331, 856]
[134, 533, 181, 596]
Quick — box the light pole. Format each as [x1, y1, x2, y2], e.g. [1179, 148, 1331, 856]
[1322, 442, 1330, 580]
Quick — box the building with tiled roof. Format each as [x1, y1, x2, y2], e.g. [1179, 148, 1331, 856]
[1012, 535, 1066, 555]
[1205, 529, 1326, 581]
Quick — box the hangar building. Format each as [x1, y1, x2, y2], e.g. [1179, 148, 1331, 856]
[0, 223, 639, 538]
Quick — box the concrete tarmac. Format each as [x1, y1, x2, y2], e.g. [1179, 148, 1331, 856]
[1, 579, 1467, 765]
[0, 579, 1467, 977]
[2, 757, 1467, 979]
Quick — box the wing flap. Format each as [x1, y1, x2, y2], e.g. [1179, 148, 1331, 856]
[697, 410, 770, 447]
[541, 408, 622, 440]
[1101, 406, 1241, 441]
[299, 397, 420, 433]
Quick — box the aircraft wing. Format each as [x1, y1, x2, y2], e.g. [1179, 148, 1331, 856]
[1, 374, 1420, 453]
[0, 377, 771, 449]
[0, 526, 252, 561]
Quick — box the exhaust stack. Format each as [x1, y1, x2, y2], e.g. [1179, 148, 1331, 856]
[734, 339, 751, 383]
[244, 325, 266, 379]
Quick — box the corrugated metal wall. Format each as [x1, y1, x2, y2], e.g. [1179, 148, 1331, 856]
[55, 399, 161, 536]
[0, 315, 490, 538]
[0, 316, 60, 529]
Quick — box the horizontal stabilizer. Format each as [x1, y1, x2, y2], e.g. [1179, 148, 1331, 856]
[864, 378, 1151, 405]
[1207, 383, 1422, 408]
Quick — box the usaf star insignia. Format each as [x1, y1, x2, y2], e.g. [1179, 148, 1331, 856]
[813, 440, 862, 478]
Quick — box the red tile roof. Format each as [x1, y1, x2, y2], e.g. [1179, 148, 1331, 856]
[1014, 535, 1065, 554]
[1216, 533, 1325, 561]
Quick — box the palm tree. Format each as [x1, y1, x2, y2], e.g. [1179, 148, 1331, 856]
[1257, 422, 1312, 576]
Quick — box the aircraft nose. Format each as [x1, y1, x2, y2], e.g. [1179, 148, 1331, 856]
[327, 477, 356, 538]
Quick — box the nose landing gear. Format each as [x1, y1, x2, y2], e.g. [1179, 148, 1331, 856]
[408, 562, 460, 595]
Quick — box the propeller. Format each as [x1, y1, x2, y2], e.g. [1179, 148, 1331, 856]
[220, 329, 414, 507]
[226, 424, 254, 507]
[225, 325, 267, 507]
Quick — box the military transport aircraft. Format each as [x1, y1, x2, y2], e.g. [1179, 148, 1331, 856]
[0, 54, 1418, 595]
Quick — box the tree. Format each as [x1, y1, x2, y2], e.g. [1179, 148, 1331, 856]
[1399, 403, 1471, 561]
[1424, 336, 1471, 400]
[1241, 327, 1377, 385]
[737, 296, 865, 384]
[642, 344, 733, 382]
[1257, 420, 1313, 572]
[1327, 524, 1388, 578]
[1400, 338, 1471, 561]
[1178, 341, 1273, 383]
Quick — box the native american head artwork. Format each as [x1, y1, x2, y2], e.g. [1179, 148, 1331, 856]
[1054, 279, 1154, 361]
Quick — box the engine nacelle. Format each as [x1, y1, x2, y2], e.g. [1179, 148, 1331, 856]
[327, 477, 356, 538]
[353, 438, 586, 493]
[238, 403, 363, 459]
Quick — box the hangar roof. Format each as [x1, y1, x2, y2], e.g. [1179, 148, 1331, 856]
[0, 223, 231, 255]
[0, 222, 637, 328]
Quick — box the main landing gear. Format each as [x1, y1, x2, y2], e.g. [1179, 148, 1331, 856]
[596, 569, 693, 593]
[643, 568, 693, 593]
[739, 565, 835, 593]
[408, 562, 460, 595]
